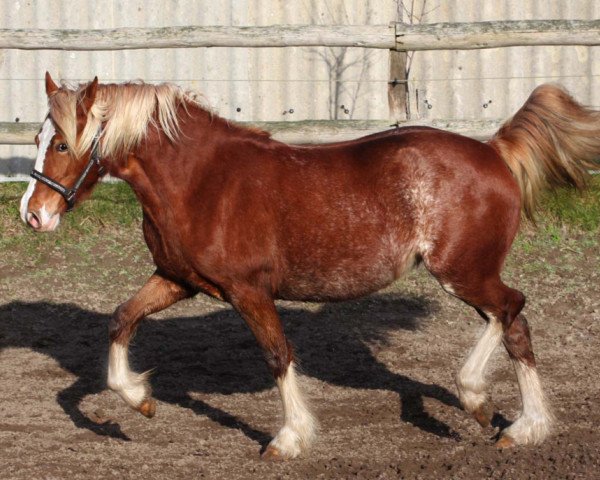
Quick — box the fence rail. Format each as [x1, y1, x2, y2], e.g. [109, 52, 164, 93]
[0, 20, 598, 51]
[395, 19, 600, 50]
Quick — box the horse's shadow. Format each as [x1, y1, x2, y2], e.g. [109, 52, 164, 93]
[0, 294, 462, 447]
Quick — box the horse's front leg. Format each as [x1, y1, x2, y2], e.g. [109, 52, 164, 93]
[107, 271, 192, 417]
[229, 285, 317, 460]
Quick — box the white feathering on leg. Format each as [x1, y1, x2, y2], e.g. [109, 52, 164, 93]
[107, 343, 150, 408]
[503, 361, 553, 444]
[456, 318, 503, 413]
[268, 362, 317, 458]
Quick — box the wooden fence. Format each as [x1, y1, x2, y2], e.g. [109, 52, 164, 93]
[0, 20, 598, 145]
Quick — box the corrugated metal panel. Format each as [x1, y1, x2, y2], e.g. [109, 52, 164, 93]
[0, 0, 598, 175]
[408, 0, 600, 120]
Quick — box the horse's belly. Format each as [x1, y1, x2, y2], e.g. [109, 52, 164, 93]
[278, 274, 392, 301]
[277, 247, 416, 301]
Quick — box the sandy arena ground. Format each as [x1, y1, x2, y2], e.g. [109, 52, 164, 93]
[0, 223, 599, 479]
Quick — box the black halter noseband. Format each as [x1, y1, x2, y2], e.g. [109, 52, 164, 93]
[30, 132, 104, 212]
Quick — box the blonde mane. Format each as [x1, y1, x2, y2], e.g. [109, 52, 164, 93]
[48, 81, 204, 160]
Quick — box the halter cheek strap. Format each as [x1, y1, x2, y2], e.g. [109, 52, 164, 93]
[30, 131, 104, 212]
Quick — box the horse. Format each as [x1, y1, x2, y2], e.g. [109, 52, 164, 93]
[20, 72, 599, 459]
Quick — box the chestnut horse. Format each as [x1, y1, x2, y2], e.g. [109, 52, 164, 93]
[20, 73, 599, 459]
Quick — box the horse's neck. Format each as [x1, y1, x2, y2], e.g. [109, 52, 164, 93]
[110, 107, 216, 219]
[110, 104, 269, 221]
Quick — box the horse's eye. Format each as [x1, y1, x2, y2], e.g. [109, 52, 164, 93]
[57, 143, 68, 152]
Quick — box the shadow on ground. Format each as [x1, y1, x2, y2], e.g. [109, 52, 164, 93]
[0, 294, 461, 447]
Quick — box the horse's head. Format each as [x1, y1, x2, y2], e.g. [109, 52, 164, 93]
[20, 73, 104, 231]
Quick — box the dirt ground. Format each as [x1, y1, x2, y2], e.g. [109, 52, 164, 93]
[0, 221, 599, 479]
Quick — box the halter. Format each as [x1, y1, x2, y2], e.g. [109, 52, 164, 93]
[30, 130, 104, 212]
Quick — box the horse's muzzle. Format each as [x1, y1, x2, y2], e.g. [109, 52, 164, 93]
[26, 208, 60, 232]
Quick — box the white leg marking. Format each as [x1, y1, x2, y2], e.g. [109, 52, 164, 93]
[442, 282, 456, 296]
[20, 118, 55, 222]
[268, 363, 317, 458]
[504, 361, 553, 444]
[107, 343, 150, 408]
[456, 318, 503, 413]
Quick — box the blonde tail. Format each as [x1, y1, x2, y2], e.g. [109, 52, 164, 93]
[489, 84, 600, 219]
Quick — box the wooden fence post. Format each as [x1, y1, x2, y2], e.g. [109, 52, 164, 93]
[388, 49, 408, 123]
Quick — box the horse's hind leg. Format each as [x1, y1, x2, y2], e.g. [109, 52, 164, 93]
[229, 285, 316, 460]
[453, 308, 503, 428]
[435, 275, 553, 446]
[497, 313, 553, 447]
[107, 272, 191, 417]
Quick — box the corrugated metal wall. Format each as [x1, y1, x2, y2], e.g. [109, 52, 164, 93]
[1, 0, 598, 175]
[408, 0, 600, 120]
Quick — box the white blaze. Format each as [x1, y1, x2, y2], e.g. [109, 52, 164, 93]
[19, 118, 56, 223]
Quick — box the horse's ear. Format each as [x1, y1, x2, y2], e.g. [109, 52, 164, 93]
[45, 71, 59, 96]
[79, 76, 98, 113]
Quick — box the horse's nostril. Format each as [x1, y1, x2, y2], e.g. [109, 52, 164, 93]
[27, 211, 41, 230]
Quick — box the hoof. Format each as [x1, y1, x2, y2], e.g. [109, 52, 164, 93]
[138, 399, 156, 418]
[495, 435, 515, 449]
[473, 401, 494, 428]
[261, 445, 285, 462]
